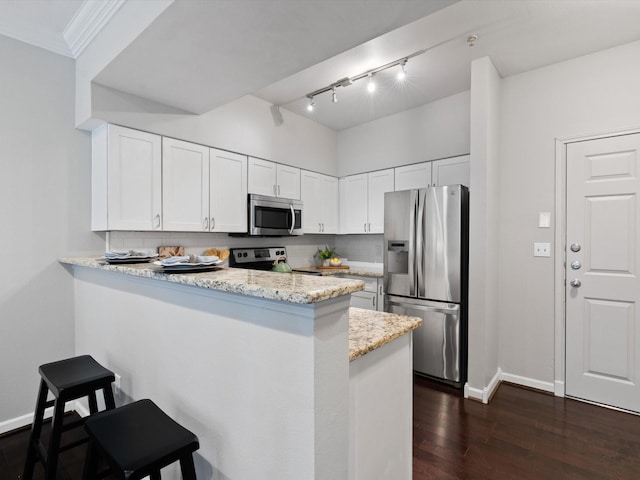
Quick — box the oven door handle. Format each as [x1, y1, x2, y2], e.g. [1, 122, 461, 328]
[289, 204, 295, 234]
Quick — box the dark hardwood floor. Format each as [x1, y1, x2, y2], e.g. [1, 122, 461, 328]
[413, 375, 640, 479]
[3, 376, 640, 479]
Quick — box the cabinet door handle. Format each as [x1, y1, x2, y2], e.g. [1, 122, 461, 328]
[368, 222, 371, 232]
[203, 217, 209, 231]
[318, 222, 322, 232]
[322, 223, 325, 232]
[372, 296, 376, 307]
[273, 184, 276, 196]
[154, 214, 161, 229]
[211, 217, 215, 231]
[379, 285, 383, 295]
[278, 185, 281, 196]
[364, 223, 367, 232]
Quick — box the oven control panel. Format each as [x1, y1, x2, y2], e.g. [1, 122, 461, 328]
[230, 247, 287, 265]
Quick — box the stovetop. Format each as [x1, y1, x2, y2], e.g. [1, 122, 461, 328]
[229, 247, 287, 271]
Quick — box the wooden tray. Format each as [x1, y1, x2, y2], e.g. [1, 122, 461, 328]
[316, 265, 349, 270]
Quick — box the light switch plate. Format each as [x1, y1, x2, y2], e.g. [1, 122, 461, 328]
[534, 242, 551, 257]
[538, 212, 551, 228]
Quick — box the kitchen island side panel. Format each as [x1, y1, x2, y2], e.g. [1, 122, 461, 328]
[72, 266, 349, 480]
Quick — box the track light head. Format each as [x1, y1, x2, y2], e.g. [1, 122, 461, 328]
[307, 96, 315, 112]
[397, 60, 407, 81]
[331, 87, 337, 103]
[367, 73, 376, 93]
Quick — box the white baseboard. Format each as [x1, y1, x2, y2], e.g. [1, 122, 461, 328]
[0, 403, 76, 435]
[554, 380, 565, 397]
[464, 368, 501, 404]
[500, 371, 554, 393]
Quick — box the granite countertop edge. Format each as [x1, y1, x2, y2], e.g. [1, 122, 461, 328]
[292, 266, 383, 278]
[348, 307, 423, 362]
[59, 257, 364, 304]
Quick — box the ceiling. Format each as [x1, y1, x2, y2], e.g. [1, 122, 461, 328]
[2, 0, 640, 131]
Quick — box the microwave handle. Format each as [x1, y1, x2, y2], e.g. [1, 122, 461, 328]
[289, 204, 295, 234]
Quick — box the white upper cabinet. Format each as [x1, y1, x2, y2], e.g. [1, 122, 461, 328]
[367, 169, 395, 233]
[248, 157, 300, 200]
[248, 157, 276, 196]
[92, 124, 162, 231]
[432, 155, 470, 188]
[162, 138, 210, 232]
[340, 169, 394, 234]
[276, 164, 301, 200]
[394, 162, 432, 191]
[301, 170, 338, 234]
[210, 149, 247, 233]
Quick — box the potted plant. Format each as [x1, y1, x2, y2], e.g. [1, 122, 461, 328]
[316, 246, 340, 266]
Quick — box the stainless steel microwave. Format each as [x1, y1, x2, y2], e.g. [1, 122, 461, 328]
[248, 194, 303, 236]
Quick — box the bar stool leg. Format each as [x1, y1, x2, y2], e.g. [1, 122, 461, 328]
[88, 391, 99, 414]
[103, 384, 116, 410]
[43, 398, 66, 480]
[82, 441, 99, 480]
[23, 379, 49, 480]
[180, 455, 198, 480]
[150, 468, 162, 480]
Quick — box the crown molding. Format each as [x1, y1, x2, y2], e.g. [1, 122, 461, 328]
[63, 0, 126, 58]
[0, 15, 72, 57]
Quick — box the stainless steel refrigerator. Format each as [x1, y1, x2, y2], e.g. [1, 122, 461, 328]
[383, 185, 469, 387]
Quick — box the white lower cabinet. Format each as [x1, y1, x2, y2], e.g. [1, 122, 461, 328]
[340, 275, 384, 311]
[301, 170, 338, 234]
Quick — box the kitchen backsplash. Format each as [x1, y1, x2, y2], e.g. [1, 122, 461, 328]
[334, 234, 384, 263]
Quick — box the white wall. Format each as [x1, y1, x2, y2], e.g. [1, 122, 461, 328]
[91, 87, 339, 175]
[466, 57, 501, 400]
[337, 91, 470, 177]
[0, 35, 104, 429]
[498, 40, 640, 385]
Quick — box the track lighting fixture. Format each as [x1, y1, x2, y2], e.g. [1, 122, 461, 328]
[367, 73, 376, 93]
[303, 53, 418, 111]
[397, 59, 407, 81]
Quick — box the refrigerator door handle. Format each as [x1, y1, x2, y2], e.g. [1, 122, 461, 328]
[386, 299, 459, 316]
[415, 189, 425, 297]
[409, 189, 418, 296]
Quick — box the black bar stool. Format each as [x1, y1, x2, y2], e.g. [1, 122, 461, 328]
[22, 355, 116, 480]
[82, 399, 200, 480]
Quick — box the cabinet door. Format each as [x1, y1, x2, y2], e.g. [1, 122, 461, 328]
[350, 291, 378, 310]
[394, 162, 432, 191]
[210, 149, 247, 232]
[276, 164, 301, 200]
[341, 174, 368, 234]
[432, 155, 470, 188]
[248, 157, 277, 196]
[162, 138, 210, 232]
[301, 170, 322, 233]
[367, 169, 394, 233]
[320, 175, 339, 234]
[106, 125, 162, 230]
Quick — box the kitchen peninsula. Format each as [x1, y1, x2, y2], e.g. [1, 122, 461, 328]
[59, 257, 421, 479]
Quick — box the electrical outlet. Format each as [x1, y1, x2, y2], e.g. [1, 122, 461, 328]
[533, 242, 551, 257]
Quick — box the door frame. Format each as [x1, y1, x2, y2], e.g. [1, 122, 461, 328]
[554, 126, 640, 398]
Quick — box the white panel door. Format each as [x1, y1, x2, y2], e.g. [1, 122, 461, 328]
[107, 125, 162, 230]
[432, 155, 470, 188]
[394, 162, 431, 191]
[367, 169, 395, 234]
[210, 149, 247, 233]
[276, 164, 301, 200]
[566, 133, 640, 412]
[162, 138, 210, 231]
[248, 157, 277, 197]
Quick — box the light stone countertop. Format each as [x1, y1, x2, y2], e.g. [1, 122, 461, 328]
[348, 307, 422, 362]
[59, 257, 364, 304]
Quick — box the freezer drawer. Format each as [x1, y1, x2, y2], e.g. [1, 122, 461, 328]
[385, 295, 463, 385]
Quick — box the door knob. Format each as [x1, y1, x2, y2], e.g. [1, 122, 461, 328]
[570, 243, 581, 252]
[571, 261, 581, 270]
[570, 279, 581, 288]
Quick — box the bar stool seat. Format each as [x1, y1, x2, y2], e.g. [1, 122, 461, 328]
[23, 355, 116, 480]
[83, 399, 199, 480]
